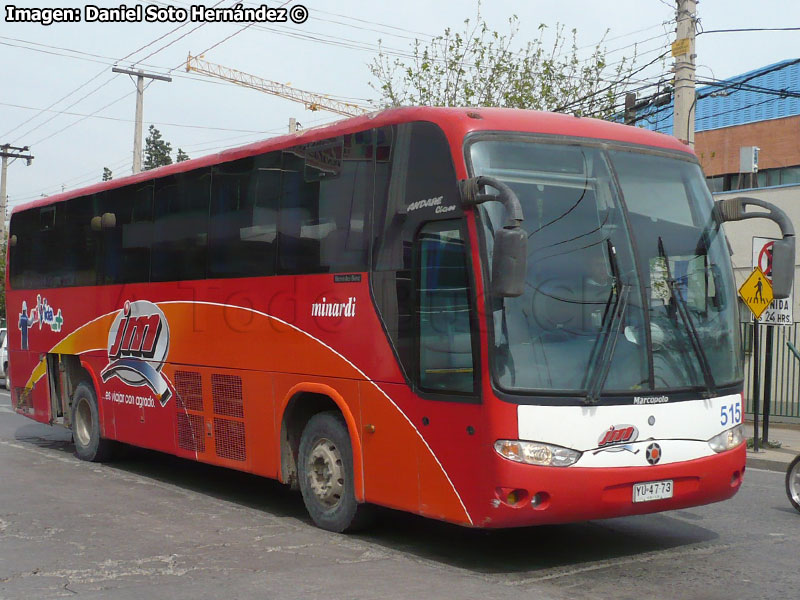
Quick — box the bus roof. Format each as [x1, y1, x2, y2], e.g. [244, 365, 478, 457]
[13, 106, 694, 215]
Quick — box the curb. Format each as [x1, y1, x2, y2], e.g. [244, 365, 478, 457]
[747, 455, 790, 472]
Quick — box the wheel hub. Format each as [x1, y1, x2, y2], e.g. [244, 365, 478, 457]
[74, 398, 92, 448]
[307, 437, 344, 508]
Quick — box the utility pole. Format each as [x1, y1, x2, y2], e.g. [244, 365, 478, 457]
[0, 144, 34, 240]
[673, 0, 697, 146]
[289, 117, 297, 133]
[112, 67, 172, 174]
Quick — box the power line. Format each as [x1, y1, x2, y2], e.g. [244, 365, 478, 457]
[553, 49, 671, 113]
[0, 101, 276, 133]
[696, 59, 800, 100]
[698, 27, 800, 35]
[1, 3, 227, 148]
[30, 91, 134, 147]
[695, 95, 784, 123]
[134, 0, 230, 69]
[695, 78, 800, 99]
[0, 37, 283, 90]
[184, 0, 297, 67]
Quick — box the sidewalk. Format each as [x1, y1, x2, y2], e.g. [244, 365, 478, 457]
[744, 420, 800, 472]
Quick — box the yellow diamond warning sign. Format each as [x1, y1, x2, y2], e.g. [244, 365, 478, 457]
[739, 267, 774, 319]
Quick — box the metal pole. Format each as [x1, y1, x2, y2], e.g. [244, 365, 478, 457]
[752, 320, 761, 452]
[111, 67, 172, 174]
[0, 153, 8, 240]
[0, 144, 34, 240]
[762, 325, 774, 445]
[133, 74, 144, 173]
[673, 0, 697, 146]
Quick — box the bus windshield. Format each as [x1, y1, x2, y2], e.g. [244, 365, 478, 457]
[470, 138, 742, 397]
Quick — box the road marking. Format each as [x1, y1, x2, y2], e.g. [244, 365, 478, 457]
[746, 466, 784, 475]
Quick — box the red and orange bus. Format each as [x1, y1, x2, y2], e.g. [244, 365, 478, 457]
[7, 107, 795, 532]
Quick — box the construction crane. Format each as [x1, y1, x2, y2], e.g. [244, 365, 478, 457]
[185, 55, 371, 119]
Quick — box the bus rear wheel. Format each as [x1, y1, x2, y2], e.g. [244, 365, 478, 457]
[787, 455, 800, 513]
[71, 382, 113, 462]
[298, 411, 371, 532]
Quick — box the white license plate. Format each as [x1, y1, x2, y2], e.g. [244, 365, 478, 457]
[632, 479, 674, 503]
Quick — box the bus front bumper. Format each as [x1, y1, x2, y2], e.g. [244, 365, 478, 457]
[472, 444, 745, 528]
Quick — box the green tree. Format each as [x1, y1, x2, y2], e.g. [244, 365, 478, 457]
[143, 125, 173, 170]
[176, 148, 190, 163]
[102, 167, 113, 181]
[369, 9, 642, 120]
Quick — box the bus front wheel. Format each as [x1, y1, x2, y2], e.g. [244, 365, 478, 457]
[71, 382, 113, 462]
[298, 411, 371, 532]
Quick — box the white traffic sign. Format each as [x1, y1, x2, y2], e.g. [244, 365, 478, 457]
[752, 236, 793, 325]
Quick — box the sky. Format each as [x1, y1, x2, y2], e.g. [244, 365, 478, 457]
[1, 0, 799, 210]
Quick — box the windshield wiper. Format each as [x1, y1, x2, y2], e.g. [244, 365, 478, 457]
[657, 237, 717, 396]
[583, 239, 630, 405]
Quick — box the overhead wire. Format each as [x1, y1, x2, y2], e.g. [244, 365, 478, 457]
[0, 101, 277, 134]
[3, 0, 228, 147]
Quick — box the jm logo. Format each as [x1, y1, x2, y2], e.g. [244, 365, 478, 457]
[101, 300, 172, 406]
[593, 424, 641, 455]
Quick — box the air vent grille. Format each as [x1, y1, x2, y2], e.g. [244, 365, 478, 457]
[214, 417, 246, 462]
[211, 374, 243, 418]
[177, 412, 205, 452]
[175, 370, 203, 411]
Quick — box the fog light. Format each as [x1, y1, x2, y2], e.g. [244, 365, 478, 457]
[531, 492, 551, 510]
[494, 487, 529, 507]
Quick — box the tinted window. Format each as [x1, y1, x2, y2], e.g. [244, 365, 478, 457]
[417, 222, 475, 393]
[151, 169, 211, 282]
[9, 209, 40, 289]
[370, 122, 462, 382]
[64, 195, 101, 286]
[101, 184, 154, 284]
[373, 121, 462, 272]
[209, 153, 280, 279]
[278, 133, 372, 274]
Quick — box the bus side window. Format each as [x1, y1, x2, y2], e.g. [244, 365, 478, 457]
[318, 132, 373, 272]
[278, 135, 372, 274]
[417, 222, 475, 394]
[151, 169, 211, 282]
[370, 122, 466, 386]
[38, 206, 61, 288]
[66, 195, 102, 287]
[102, 184, 154, 284]
[208, 153, 280, 279]
[9, 210, 40, 289]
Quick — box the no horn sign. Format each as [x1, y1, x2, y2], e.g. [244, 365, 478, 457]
[750, 236, 794, 325]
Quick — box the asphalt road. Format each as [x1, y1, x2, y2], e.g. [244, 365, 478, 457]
[1, 391, 800, 600]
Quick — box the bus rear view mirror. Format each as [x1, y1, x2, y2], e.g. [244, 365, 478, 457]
[771, 237, 795, 299]
[715, 196, 796, 299]
[492, 227, 527, 297]
[460, 175, 527, 298]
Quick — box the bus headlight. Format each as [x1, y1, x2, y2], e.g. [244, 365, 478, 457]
[494, 440, 581, 467]
[708, 425, 745, 453]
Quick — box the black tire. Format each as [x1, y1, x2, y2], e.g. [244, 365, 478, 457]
[298, 411, 372, 532]
[787, 455, 800, 513]
[71, 382, 113, 462]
